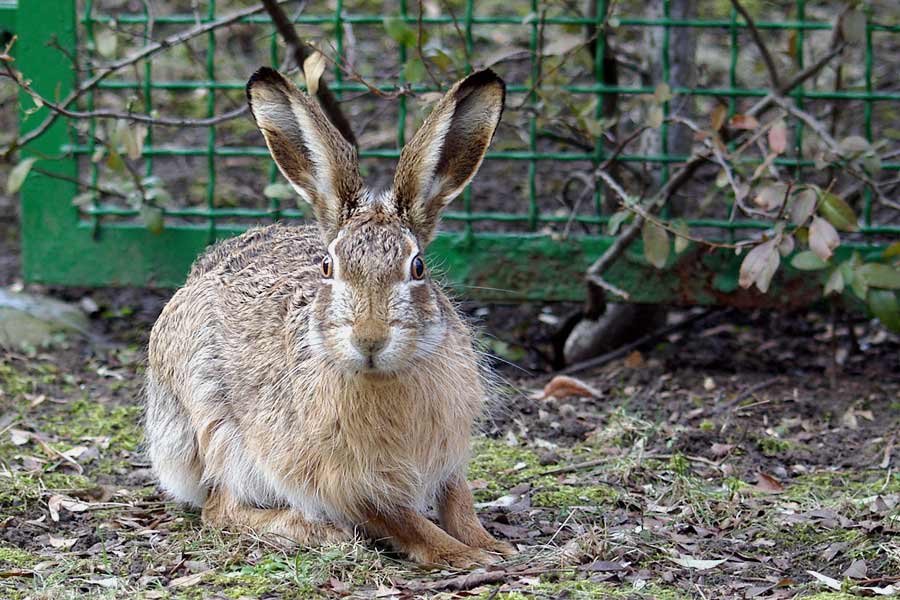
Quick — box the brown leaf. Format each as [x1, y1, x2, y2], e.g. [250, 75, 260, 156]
[710, 443, 735, 457]
[754, 472, 784, 493]
[729, 114, 760, 130]
[167, 570, 213, 588]
[538, 375, 601, 401]
[624, 351, 644, 369]
[710, 104, 727, 132]
[768, 119, 788, 154]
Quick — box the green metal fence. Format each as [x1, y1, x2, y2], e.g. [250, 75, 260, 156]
[9, 0, 900, 305]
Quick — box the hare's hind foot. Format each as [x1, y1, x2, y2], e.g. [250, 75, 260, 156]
[362, 506, 496, 569]
[438, 476, 518, 558]
[202, 488, 352, 546]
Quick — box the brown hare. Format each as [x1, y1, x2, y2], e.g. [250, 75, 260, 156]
[145, 66, 515, 567]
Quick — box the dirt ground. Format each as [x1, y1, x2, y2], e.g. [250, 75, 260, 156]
[0, 251, 898, 600]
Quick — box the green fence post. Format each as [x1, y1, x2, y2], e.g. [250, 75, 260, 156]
[17, 0, 78, 284]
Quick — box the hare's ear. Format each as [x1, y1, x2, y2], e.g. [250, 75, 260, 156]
[247, 67, 363, 241]
[392, 69, 505, 243]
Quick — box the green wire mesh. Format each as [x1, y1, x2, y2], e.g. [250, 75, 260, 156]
[13, 0, 900, 300]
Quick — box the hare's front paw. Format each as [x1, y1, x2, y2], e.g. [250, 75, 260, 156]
[422, 545, 497, 569]
[479, 538, 517, 557]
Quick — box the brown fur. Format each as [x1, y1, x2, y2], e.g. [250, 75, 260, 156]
[145, 68, 510, 567]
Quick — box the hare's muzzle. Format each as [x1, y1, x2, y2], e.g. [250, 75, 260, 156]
[350, 319, 390, 361]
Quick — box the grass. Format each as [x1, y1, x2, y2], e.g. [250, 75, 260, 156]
[1, 343, 898, 599]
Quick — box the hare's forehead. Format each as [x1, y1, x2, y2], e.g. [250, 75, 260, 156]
[328, 221, 418, 274]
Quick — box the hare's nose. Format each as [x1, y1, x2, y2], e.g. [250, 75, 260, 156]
[351, 321, 389, 357]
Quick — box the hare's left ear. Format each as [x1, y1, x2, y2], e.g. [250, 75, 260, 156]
[392, 69, 505, 243]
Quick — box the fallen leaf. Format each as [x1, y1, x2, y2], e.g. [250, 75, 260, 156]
[90, 577, 119, 589]
[624, 351, 644, 369]
[47, 494, 90, 522]
[537, 375, 601, 401]
[168, 570, 213, 588]
[843, 559, 867, 580]
[48, 535, 78, 550]
[710, 443, 735, 457]
[669, 555, 727, 570]
[9, 429, 30, 446]
[807, 570, 842, 591]
[585, 560, 629, 572]
[375, 584, 403, 598]
[754, 472, 784, 493]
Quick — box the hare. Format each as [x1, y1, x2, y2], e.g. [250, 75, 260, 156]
[145, 66, 515, 567]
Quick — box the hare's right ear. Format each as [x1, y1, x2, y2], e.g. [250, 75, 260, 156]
[247, 67, 363, 241]
[392, 69, 505, 244]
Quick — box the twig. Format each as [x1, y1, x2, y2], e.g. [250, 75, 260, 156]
[408, 568, 567, 593]
[416, 0, 442, 89]
[260, 0, 357, 146]
[4, 62, 248, 127]
[712, 376, 784, 415]
[881, 433, 896, 470]
[561, 309, 719, 374]
[9, 2, 285, 155]
[729, 0, 780, 90]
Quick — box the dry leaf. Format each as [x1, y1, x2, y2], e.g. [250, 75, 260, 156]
[754, 472, 784, 493]
[843, 559, 867, 580]
[710, 104, 727, 131]
[47, 494, 90, 522]
[669, 555, 727, 570]
[768, 119, 788, 154]
[739, 238, 780, 293]
[729, 114, 759, 130]
[624, 351, 644, 369]
[303, 51, 326, 97]
[48, 535, 78, 550]
[710, 443, 735, 457]
[807, 570, 842, 591]
[168, 569, 213, 588]
[538, 375, 601, 400]
[9, 429, 30, 446]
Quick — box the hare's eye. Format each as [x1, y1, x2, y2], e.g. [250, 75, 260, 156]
[321, 255, 334, 279]
[411, 255, 426, 280]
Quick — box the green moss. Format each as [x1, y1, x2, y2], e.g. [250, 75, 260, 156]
[0, 471, 91, 515]
[758, 435, 797, 457]
[0, 545, 39, 568]
[0, 363, 38, 397]
[45, 398, 143, 452]
[474, 574, 690, 599]
[783, 471, 900, 507]
[468, 438, 545, 499]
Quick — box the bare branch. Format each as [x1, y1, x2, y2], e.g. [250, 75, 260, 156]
[260, 0, 357, 147]
[7, 64, 248, 128]
[729, 0, 780, 90]
[11, 2, 284, 154]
